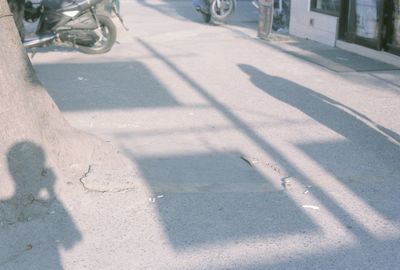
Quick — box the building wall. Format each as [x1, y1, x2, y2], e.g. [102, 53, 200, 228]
[289, 0, 339, 46]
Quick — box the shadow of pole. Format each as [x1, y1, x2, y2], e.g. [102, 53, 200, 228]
[135, 38, 397, 243]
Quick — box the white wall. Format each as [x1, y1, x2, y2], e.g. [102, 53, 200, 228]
[289, 0, 339, 47]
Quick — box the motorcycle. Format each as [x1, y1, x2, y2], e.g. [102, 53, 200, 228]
[23, 0, 119, 54]
[194, 0, 236, 24]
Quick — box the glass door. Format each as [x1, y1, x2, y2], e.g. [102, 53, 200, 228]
[339, 0, 385, 50]
[354, 0, 384, 49]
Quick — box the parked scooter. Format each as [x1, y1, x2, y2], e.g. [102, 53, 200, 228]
[194, 0, 236, 24]
[23, 0, 119, 54]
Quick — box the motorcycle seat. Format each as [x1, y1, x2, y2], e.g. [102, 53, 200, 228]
[56, 0, 103, 12]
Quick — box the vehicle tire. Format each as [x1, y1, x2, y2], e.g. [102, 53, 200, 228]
[210, 0, 236, 23]
[79, 15, 117, 54]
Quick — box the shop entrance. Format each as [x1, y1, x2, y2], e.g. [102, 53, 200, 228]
[339, 0, 400, 55]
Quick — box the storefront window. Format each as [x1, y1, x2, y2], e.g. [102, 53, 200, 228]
[355, 0, 379, 39]
[310, 0, 341, 16]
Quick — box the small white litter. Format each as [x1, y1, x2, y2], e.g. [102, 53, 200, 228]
[302, 205, 319, 210]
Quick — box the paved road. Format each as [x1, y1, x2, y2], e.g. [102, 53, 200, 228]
[3, 0, 400, 269]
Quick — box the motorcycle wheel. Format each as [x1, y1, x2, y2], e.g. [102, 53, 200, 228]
[210, 0, 236, 23]
[79, 15, 117, 54]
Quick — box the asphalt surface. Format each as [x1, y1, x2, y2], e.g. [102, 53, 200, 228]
[1, 0, 400, 269]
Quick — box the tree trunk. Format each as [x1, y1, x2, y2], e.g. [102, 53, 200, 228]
[0, 0, 120, 223]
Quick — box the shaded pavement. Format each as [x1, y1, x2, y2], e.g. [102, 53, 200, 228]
[2, 0, 399, 269]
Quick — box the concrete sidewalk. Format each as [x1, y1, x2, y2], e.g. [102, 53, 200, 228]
[1, 0, 399, 269]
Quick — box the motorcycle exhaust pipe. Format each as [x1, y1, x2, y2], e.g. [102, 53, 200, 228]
[23, 33, 55, 49]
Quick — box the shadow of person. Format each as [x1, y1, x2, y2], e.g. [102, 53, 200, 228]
[238, 64, 400, 222]
[0, 141, 81, 269]
[238, 64, 400, 171]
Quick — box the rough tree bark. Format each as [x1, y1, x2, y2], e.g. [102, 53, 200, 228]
[0, 0, 127, 224]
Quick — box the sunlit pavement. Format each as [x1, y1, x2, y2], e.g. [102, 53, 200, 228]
[5, 0, 400, 269]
